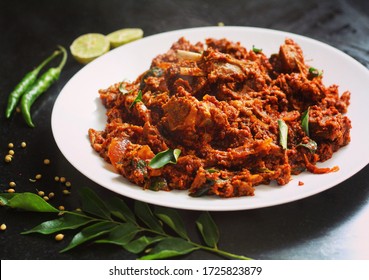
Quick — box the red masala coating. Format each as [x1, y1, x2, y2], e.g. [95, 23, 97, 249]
[88, 37, 351, 198]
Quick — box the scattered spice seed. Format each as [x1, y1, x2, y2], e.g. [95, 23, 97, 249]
[58, 205, 65, 211]
[0, 224, 6, 231]
[54, 176, 60, 182]
[9, 181, 16, 188]
[35, 174, 42, 180]
[48, 192, 55, 199]
[65, 181, 71, 188]
[43, 159, 50, 165]
[55, 233, 64, 241]
[8, 150, 15, 155]
[62, 189, 70, 195]
[7, 188, 15, 193]
[75, 208, 82, 212]
[60, 177, 66, 183]
[4, 155, 12, 163]
[20, 142, 27, 148]
[37, 191, 45, 196]
[8, 143, 14, 149]
[43, 196, 49, 201]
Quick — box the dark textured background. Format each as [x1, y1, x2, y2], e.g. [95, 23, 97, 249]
[0, 0, 368, 260]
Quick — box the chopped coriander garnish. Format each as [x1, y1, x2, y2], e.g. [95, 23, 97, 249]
[252, 45, 263, 53]
[308, 67, 323, 77]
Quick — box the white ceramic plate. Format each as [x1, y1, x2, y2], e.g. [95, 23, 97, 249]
[52, 26, 369, 211]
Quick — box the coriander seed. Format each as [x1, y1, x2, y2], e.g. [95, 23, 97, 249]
[37, 191, 45, 196]
[65, 181, 71, 187]
[60, 177, 66, 183]
[0, 224, 6, 231]
[48, 192, 55, 199]
[8, 143, 14, 149]
[4, 155, 12, 163]
[7, 188, 15, 193]
[58, 205, 65, 211]
[21, 142, 27, 148]
[55, 233, 64, 241]
[62, 189, 70, 195]
[8, 150, 15, 155]
[9, 181, 16, 188]
[35, 174, 42, 180]
[43, 196, 49, 201]
[43, 159, 50, 165]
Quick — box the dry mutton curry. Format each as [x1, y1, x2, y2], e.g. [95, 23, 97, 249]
[88, 37, 351, 198]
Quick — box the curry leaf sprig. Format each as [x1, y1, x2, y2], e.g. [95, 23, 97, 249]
[0, 189, 250, 260]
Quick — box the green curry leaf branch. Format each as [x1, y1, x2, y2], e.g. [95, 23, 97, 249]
[0, 189, 251, 260]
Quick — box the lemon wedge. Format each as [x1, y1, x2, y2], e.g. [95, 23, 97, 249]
[70, 33, 110, 64]
[107, 28, 144, 48]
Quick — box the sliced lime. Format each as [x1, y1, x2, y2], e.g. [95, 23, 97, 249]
[107, 28, 144, 48]
[70, 33, 110, 64]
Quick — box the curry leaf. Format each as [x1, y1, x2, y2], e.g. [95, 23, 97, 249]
[123, 236, 165, 254]
[0, 193, 16, 206]
[301, 107, 310, 136]
[107, 196, 136, 223]
[60, 221, 117, 253]
[130, 90, 142, 108]
[297, 139, 318, 153]
[139, 237, 198, 260]
[278, 119, 288, 150]
[149, 148, 181, 169]
[252, 45, 263, 53]
[196, 212, 219, 248]
[299, 107, 318, 153]
[308, 67, 323, 78]
[134, 201, 164, 233]
[154, 206, 189, 240]
[78, 188, 111, 219]
[22, 212, 93, 235]
[119, 82, 131, 95]
[0, 192, 58, 213]
[95, 223, 140, 246]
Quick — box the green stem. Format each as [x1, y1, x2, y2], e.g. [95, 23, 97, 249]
[56, 45, 67, 71]
[64, 210, 119, 224]
[192, 243, 252, 260]
[138, 225, 251, 260]
[35, 50, 61, 71]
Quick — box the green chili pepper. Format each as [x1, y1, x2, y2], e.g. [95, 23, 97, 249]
[5, 50, 61, 118]
[21, 45, 67, 127]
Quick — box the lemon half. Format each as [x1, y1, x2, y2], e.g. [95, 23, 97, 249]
[107, 28, 144, 48]
[70, 33, 110, 64]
